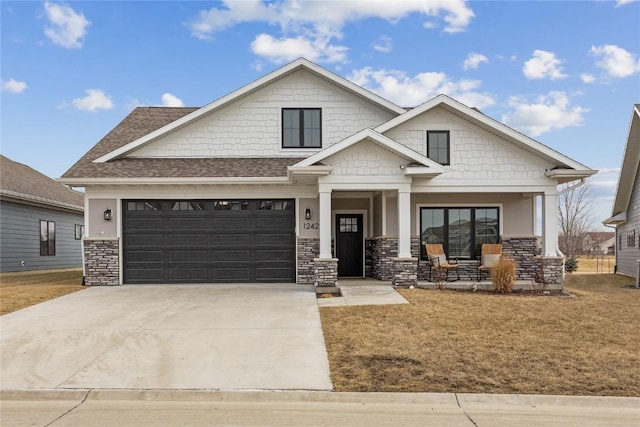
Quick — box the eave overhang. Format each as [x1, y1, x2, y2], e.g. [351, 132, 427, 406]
[603, 212, 627, 226]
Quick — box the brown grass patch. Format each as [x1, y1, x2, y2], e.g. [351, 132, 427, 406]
[575, 256, 615, 274]
[1, 269, 85, 315]
[320, 274, 640, 396]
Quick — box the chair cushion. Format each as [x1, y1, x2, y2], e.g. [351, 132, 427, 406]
[482, 253, 501, 267]
[430, 254, 448, 267]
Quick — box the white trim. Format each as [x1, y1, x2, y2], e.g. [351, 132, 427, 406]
[94, 58, 405, 163]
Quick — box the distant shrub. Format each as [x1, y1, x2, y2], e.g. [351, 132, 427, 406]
[492, 257, 516, 294]
[565, 257, 578, 273]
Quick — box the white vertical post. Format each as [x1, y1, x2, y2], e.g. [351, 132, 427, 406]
[318, 189, 333, 258]
[381, 191, 387, 236]
[542, 191, 558, 256]
[397, 188, 412, 258]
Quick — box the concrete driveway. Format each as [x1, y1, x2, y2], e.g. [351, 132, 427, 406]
[0, 284, 332, 391]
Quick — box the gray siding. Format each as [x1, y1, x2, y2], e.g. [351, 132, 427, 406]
[616, 169, 640, 278]
[0, 201, 83, 272]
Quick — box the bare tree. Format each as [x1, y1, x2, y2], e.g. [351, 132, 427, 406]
[558, 178, 596, 257]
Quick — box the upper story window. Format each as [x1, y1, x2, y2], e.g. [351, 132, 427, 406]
[282, 108, 321, 148]
[427, 130, 450, 165]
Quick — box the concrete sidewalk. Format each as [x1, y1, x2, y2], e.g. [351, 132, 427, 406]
[1, 390, 638, 427]
[0, 284, 332, 391]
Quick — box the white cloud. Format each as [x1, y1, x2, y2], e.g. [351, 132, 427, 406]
[615, 0, 638, 7]
[250, 33, 348, 64]
[463, 52, 488, 70]
[347, 66, 495, 109]
[71, 89, 114, 111]
[188, 0, 474, 63]
[502, 92, 588, 137]
[372, 36, 392, 53]
[523, 50, 567, 80]
[1, 78, 27, 94]
[43, 1, 91, 49]
[580, 73, 596, 84]
[589, 44, 640, 78]
[159, 93, 185, 107]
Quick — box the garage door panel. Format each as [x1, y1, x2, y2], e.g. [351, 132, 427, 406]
[169, 218, 207, 230]
[123, 199, 295, 284]
[170, 268, 207, 282]
[170, 251, 207, 262]
[209, 234, 252, 246]
[209, 249, 251, 262]
[126, 218, 163, 230]
[168, 234, 207, 246]
[127, 251, 163, 263]
[126, 234, 164, 247]
[208, 217, 251, 229]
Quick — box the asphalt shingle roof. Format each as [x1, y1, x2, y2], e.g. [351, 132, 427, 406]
[1, 155, 84, 210]
[62, 107, 304, 179]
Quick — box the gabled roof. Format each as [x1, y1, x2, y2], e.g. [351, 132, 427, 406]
[60, 107, 303, 183]
[376, 94, 595, 179]
[1, 155, 84, 212]
[293, 128, 444, 177]
[605, 105, 640, 224]
[94, 58, 406, 163]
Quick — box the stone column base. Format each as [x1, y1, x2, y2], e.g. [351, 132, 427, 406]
[391, 257, 418, 288]
[313, 258, 338, 288]
[535, 256, 564, 286]
[84, 238, 120, 286]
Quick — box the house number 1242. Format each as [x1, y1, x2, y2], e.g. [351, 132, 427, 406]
[303, 222, 319, 229]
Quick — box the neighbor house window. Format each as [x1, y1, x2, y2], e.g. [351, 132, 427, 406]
[420, 207, 499, 259]
[40, 220, 56, 256]
[627, 230, 636, 248]
[427, 131, 450, 165]
[282, 108, 321, 148]
[75, 224, 84, 240]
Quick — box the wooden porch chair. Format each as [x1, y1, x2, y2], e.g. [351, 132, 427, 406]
[425, 243, 460, 282]
[477, 243, 502, 281]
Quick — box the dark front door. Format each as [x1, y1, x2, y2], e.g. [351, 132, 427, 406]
[336, 214, 363, 277]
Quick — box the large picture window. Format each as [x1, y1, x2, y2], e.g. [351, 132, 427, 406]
[282, 108, 321, 148]
[40, 220, 56, 256]
[420, 207, 499, 259]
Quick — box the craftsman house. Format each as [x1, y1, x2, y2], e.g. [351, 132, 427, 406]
[61, 58, 595, 287]
[604, 104, 640, 280]
[1, 155, 84, 272]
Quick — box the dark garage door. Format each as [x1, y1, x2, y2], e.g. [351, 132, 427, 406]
[123, 199, 296, 284]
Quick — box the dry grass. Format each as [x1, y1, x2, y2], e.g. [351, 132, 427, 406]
[575, 256, 615, 274]
[320, 274, 640, 396]
[0, 269, 85, 315]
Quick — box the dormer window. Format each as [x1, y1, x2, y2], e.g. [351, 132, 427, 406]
[282, 108, 321, 148]
[427, 130, 450, 165]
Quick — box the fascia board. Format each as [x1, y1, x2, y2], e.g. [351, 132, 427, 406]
[58, 177, 291, 185]
[95, 58, 404, 163]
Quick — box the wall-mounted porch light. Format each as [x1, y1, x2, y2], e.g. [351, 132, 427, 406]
[305, 208, 312, 220]
[104, 208, 112, 221]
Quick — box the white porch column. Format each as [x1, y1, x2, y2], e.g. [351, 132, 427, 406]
[542, 191, 558, 256]
[318, 189, 333, 258]
[397, 187, 412, 258]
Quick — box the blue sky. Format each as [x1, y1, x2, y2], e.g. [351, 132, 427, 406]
[2, 0, 639, 228]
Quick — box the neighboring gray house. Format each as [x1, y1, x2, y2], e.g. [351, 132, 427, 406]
[604, 104, 640, 279]
[60, 58, 595, 288]
[0, 155, 84, 272]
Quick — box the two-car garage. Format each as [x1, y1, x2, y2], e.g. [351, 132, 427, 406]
[122, 199, 296, 284]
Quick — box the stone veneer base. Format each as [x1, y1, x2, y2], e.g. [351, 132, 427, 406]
[313, 258, 338, 288]
[83, 239, 119, 286]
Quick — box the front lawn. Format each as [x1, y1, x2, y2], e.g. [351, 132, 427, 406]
[0, 269, 85, 315]
[320, 274, 640, 396]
